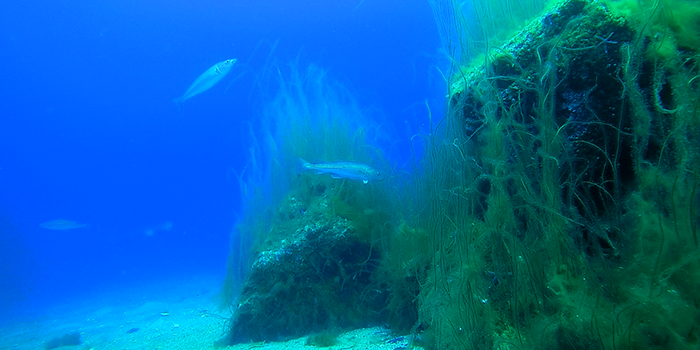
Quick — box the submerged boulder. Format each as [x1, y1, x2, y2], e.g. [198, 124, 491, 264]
[221, 213, 385, 344]
[419, 0, 700, 349]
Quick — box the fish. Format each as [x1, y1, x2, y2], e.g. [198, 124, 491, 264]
[299, 158, 383, 184]
[39, 219, 88, 230]
[174, 58, 237, 105]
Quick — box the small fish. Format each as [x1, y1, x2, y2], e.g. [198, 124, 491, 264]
[39, 219, 88, 230]
[300, 158, 383, 184]
[174, 58, 237, 105]
[39, 219, 87, 230]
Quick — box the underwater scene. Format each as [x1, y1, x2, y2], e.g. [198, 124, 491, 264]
[1, 0, 699, 349]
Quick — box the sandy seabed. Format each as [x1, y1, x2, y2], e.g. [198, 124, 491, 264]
[0, 275, 417, 350]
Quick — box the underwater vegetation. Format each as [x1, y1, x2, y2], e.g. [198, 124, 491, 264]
[414, 0, 700, 348]
[217, 64, 397, 344]
[219, 0, 699, 348]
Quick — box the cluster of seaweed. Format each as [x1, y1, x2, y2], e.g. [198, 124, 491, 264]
[218, 0, 699, 348]
[216, 63, 401, 344]
[405, 0, 700, 349]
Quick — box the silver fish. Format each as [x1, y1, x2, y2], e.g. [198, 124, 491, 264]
[40, 219, 88, 230]
[300, 158, 383, 184]
[174, 59, 237, 104]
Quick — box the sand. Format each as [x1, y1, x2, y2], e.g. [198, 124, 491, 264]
[0, 274, 418, 350]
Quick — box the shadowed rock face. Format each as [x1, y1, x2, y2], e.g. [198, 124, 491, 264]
[450, 0, 639, 254]
[222, 216, 385, 345]
[421, 0, 700, 348]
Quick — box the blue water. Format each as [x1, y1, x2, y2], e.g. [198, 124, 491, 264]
[0, 0, 443, 318]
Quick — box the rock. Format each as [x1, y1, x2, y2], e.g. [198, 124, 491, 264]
[44, 331, 81, 350]
[223, 215, 385, 344]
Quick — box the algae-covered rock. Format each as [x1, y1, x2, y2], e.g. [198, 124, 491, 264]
[420, 0, 700, 349]
[221, 213, 384, 344]
[452, 0, 638, 226]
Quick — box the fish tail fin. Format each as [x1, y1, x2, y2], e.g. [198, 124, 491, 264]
[173, 97, 183, 116]
[297, 158, 314, 173]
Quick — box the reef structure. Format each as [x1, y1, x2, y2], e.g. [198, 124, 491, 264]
[415, 0, 700, 348]
[219, 0, 700, 348]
